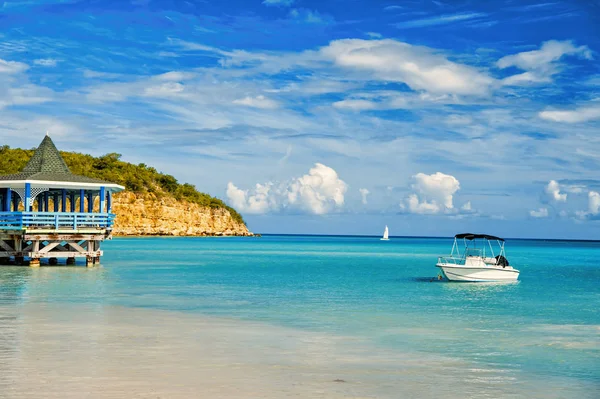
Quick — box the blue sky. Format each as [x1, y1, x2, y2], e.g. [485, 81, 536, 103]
[1, 0, 600, 238]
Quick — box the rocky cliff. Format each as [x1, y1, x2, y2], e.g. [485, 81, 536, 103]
[111, 192, 253, 236]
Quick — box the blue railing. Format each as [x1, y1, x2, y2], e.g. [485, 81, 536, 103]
[0, 212, 115, 230]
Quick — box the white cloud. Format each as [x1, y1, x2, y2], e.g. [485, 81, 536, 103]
[227, 163, 348, 215]
[498, 40, 592, 70]
[289, 8, 330, 24]
[333, 99, 378, 111]
[530, 207, 549, 218]
[576, 191, 600, 220]
[359, 188, 369, 205]
[226, 182, 275, 214]
[233, 95, 279, 109]
[402, 172, 461, 214]
[539, 106, 600, 123]
[154, 71, 196, 81]
[263, 0, 294, 6]
[33, 58, 58, 67]
[589, 191, 600, 215]
[498, 40, 592, 86]
[545, 180, 567, 202]
[0, 58, 28, 74]
[461, 201, 472, 211]
[394, 12, 487, 29]
[445, 114, 472, 125]
[320, 39, 494, 96]
[143, 82, 185, 97]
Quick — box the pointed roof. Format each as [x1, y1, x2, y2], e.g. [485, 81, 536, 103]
[0, 135, 124, 191]
[21, 134, 71, 175]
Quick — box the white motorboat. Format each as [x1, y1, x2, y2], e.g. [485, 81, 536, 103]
[436, 233, 520, 282]
[381, 225, 390, 241]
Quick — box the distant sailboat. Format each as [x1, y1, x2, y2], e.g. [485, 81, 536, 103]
[381, 225, 390, 241]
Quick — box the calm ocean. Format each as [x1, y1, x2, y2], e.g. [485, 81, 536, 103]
[0, 235, 598, 398]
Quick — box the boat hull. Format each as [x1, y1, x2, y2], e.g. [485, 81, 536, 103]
[436, 264, 519, 282]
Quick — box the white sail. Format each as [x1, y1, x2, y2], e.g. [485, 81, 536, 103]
[381, 225, 389, 240]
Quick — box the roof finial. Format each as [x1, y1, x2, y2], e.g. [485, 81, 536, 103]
[46, 130, 49, 137]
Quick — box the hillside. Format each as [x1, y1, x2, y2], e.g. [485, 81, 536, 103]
[0, 145, 252, 236]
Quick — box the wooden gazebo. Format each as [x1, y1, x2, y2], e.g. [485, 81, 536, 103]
[0, 135, 124, 266]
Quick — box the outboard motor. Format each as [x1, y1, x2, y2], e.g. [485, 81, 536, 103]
[495, 255, 509, 267]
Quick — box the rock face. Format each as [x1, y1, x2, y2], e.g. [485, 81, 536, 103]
[111, 192, 252, 236]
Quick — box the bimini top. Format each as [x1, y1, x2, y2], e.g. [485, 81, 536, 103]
[455, 233, 505, 242]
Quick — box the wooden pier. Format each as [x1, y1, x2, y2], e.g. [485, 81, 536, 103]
[0, 135, 124, 266]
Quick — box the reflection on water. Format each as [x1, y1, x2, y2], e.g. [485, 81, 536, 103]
[0, 267, 32, 305]
[0, 266, 108, 306]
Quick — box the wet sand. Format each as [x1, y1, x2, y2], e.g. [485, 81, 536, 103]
[0, 303, 596, 399]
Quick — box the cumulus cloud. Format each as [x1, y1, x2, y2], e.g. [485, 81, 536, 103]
[539, 106, 600, 123]
[530, 207, 549, 218]
[402, 172, 462, 214]
[359, 188, 369, 205]
[226, 163, 348, 215]
[498, 40, 592, 86]
[226, 182, 275, 214]
[589, 191, 600, 215]
[575, 191, 600, 220]
[545, 180, 567, 202]
[461, 201, 472, 212]
[320, 39, 494, 95]
[233, 95, 279, 109]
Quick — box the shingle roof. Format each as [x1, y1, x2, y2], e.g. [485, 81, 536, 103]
[0, 135, 120, 186]
[22, 135, 71, 174]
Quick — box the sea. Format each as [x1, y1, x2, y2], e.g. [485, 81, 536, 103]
[0, 235, 598, 398]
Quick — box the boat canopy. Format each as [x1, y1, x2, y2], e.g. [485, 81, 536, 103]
[454, 233, 505, 242]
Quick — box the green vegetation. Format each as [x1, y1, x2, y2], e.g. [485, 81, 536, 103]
[0, 145, 245, 224]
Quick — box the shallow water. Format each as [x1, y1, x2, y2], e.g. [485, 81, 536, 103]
[0, 236, 598, 398]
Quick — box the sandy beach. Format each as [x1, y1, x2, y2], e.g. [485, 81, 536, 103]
[0, 301, 596, 399]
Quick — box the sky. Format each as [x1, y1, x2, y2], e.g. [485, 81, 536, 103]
[1, 0, 600, 239]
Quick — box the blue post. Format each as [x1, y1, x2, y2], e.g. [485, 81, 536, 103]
[54, 194, 59, 212]
[61, 190, 67, 212]
[107, 191, 112, 213]
[80, 190, 85, 213]
[70, 193, 75, 212]
[44, 192, 49, 212]
[24, 183, 31, 212]
[12, 196, 18, 212]
[99, 187, 105, 214]
[87, 192, 93, 213]
[37, 196, 43, 212]
[4, 189, 10, 212]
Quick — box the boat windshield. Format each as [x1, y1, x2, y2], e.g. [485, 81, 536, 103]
[465, 248, 482, 257]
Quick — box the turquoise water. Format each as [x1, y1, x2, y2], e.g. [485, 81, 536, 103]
[1, 235, 599, 396]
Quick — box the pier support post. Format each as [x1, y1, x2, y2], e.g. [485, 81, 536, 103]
[29, 258, 40, 267]
[0, 257, 9, 265]
[66, 257, 76, 265]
